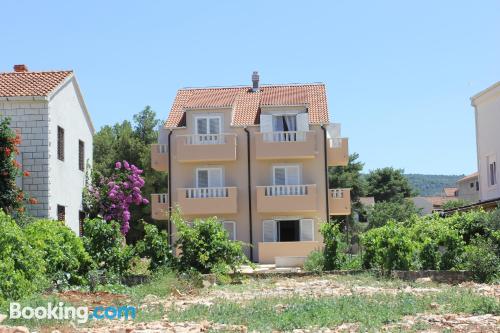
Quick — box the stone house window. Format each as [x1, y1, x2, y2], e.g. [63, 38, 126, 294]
[78, 140, 85, 171]
[57, 126, 65, 161]
[57, 205, 65, 221]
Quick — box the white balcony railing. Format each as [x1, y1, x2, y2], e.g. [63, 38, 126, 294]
[182, 187, 230, 198]
[264, 185, 309, 196]
[262, 131, 306, 143]
[328, 138, 345, 148]
[153, 193, 168, 203]
[330, 189, 346, 198]
[153, 144, 168, 154]
[180, 133, 230, 145]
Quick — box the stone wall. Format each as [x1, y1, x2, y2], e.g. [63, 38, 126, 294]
[0, 100, 50, 218]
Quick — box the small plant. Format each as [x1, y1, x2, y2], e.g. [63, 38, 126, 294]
[320, 222, 347, 270]
[458, 237, 499, 283]
[135, 222, 173, 271]
[303, 251, 325, 273]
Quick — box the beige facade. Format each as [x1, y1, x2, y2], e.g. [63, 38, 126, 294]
[456, 172, 480, 203]
[151, 77, 350, 263]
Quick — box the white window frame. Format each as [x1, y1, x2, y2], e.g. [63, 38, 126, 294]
[195, 167, 224, 188]
[272, 164, 302, 185]
[487, 154, 497, 188]
[222, 221, 236, 241]
[194, 115, 222, 135]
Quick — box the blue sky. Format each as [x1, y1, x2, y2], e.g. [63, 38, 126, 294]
[1, 1, 499, 174]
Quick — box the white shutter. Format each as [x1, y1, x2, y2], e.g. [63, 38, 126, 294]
[274, 167, 286, 185]
[326, 123, 341, 139]
[262, 220, 276, 242]
[260, 114, 273, 132]
[197, 118, 208, 134]
[286, 166, 300, 185]
[208, 168, 223, 187]
[223, 221, 236, 240]
[197, 169, 209, 188]
[209, 118, 220, 134]
[300, 219, 314, 241]
[296, 113, 309, 132]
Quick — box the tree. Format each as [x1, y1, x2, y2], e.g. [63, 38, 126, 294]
[328, 153, 366, 204]
[367, 200, 420, 229]
[442, 199, 471, 210]
[366, 167, 416, 202]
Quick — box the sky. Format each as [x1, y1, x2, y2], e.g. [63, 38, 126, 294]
[1, 0, 499, 175]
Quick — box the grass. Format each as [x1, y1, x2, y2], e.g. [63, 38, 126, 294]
[166, 288, 499, 332]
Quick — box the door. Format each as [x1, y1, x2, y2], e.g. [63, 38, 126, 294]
[195, 116, 221, 144]
[196, 167, 223, 188]
[273, 165, 300, 185]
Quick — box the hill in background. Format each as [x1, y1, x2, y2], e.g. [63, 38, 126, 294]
[404, 174, 464, 196]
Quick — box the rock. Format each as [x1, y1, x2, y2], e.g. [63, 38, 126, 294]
[11, 327, 29, 333]
[143, 294, 159, 302]
[202, 280, 212, 288]
[416, 277, 432, 283]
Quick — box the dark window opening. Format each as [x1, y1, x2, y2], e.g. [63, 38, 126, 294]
[476, 181, 479, 191]
[79, 211, 86, 236]
[470, 182, 474, 188]
[57, 205, 65, 222]
[277, 220, 300, 242]
[78, 140, 85, 171]
[57, 126, 65, 161]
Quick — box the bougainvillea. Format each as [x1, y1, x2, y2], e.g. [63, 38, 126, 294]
[84, 161, 148, 234]
[0, 118, 34, 213]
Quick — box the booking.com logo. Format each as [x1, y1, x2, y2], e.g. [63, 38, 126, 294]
[9, 302, 137, 324]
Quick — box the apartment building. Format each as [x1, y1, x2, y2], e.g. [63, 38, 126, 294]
[151, 72, 350, 264]
[471, 81, 500, 202]
[0, 65, 94, 234]
[456, 172, 479, 203]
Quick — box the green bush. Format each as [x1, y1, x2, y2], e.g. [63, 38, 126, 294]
[458, 237, 499, 283]
[0, 211, 47, 300]
[24, 220, 94, 286]
[135, 222, 173, 271]
[172, 211, 249, 274]
[367, 200, 419, 229]
[320, 223, 347, 270]
[361, 221, 418, 272]
[82, 218, 134, 275]
[303, 251, 325, 273]
[445, 209, 492, 244]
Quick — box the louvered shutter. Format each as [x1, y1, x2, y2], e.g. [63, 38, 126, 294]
[286, 166, 300, 185]
[209, 118, 220, 134]
[296, 113, 309, 132]
[300, 219, 314, 241]
[260, 114, 273, 132]
[223, 221, 236, 241]
[262, 220, 276, 242]
[208, 168, 223, 187]
[274, 167, 286, 185]
[197, 118, 208, 134]
[197, 169, 209, 188]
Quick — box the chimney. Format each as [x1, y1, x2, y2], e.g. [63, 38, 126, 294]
[252, 71, 260, 92]
[13, 64, 28, 72]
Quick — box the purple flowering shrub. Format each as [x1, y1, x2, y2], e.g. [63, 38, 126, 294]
[84, 161, 149, 234]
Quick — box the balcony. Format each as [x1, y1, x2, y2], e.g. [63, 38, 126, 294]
[327, 138, 349, 166]
[256, 184, 318, 213]
[255, 131, 317, 160]
[329, 188, 351, 215]
[151, 194, 169, 220]
[151, 144, 168, 172]
[175, 133, 237, 163]
[176, 187, 238, 215]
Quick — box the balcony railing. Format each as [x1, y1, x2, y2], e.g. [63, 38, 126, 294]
[257, 184, 318, 213]
[151, 144, 168, 172]
[255, 131, 316, 160]
[176, 187, 238, 215]
[329, 188, 351, 215]
[175, 133, 237, 162]
[327, 138, 349, 166]
[151, 193, 169, 220]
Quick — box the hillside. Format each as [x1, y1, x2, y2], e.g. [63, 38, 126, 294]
[404, 174, 464, 196]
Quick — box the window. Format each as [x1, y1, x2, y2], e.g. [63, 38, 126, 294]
[194, 116, 222, 144]
[476, 181, 479, 191]
[78, 140, 85, 171]
[262, 219, 314, 242]
[273, 165, 300, 185]
[470, 182, 474, 188]
[222, 221, 236, 241]
[196, 167, 223, 188]
[272, 115, 297, 132]
[487, 155, 497, 187]
[57, 205, 65, 222]
[79, 211, 86, 236]
[57, 126, 64, 161]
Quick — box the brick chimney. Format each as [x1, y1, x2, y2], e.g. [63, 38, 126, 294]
[13, 64, 28, 72]
[252, 71, 260, 92]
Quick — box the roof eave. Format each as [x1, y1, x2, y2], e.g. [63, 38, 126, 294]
[0, 96, 48, 101]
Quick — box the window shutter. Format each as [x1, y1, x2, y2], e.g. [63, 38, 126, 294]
[296, 113, 309, 132]
[197, 118, 208, 134]
[209, 118, 220, 134]
[208, 168, 223, 187]
[286, 166, 300, 185]
[260, 114, 273, 132]
[262, 220, 276, 242]
[300, 219, 314, 241]
[223, 221, 236, 241]
[274, 167, 286, 185]
[197, 169, 209, 188]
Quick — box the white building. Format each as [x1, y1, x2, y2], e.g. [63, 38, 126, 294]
[456, 172, 480, 203]
[471, 82, 500, 202]
[0, 64, 94, 234]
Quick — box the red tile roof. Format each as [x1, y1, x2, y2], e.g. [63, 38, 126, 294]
[0, 70, 73, 97]
[443, 187, 458, 197]
[165, 83, 329, 127]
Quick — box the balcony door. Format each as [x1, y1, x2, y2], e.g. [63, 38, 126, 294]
[260, 113, 309, 142]
[195, 167, 224, 198]
[195, 116, 222, 144]
[273, 165, 300, 186]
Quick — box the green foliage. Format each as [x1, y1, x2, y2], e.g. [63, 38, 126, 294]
[405, 174, 463, 196]
[320, 223, 347, 270]
[361, 221, 418, 272]
[367, 200, 419, 229]
[458, 237, 499, 283]
[172, 211, 250, 274]
[82, 218, 134, 275]
[0, 211, 47, 300]
[444, 209, 492, 244]
[366, 167, 416, 202]
[303, 251, 325, 273]
[135, 222, 173, 271]
[328, 153, 366, 204]
[442, 199, 471, 210]
[24, 220, 94, 286]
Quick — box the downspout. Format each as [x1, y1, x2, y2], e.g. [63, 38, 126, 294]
[321, 125, 330, 223]
[244, 127, 254, 262]
[167, 130, 173, 246]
